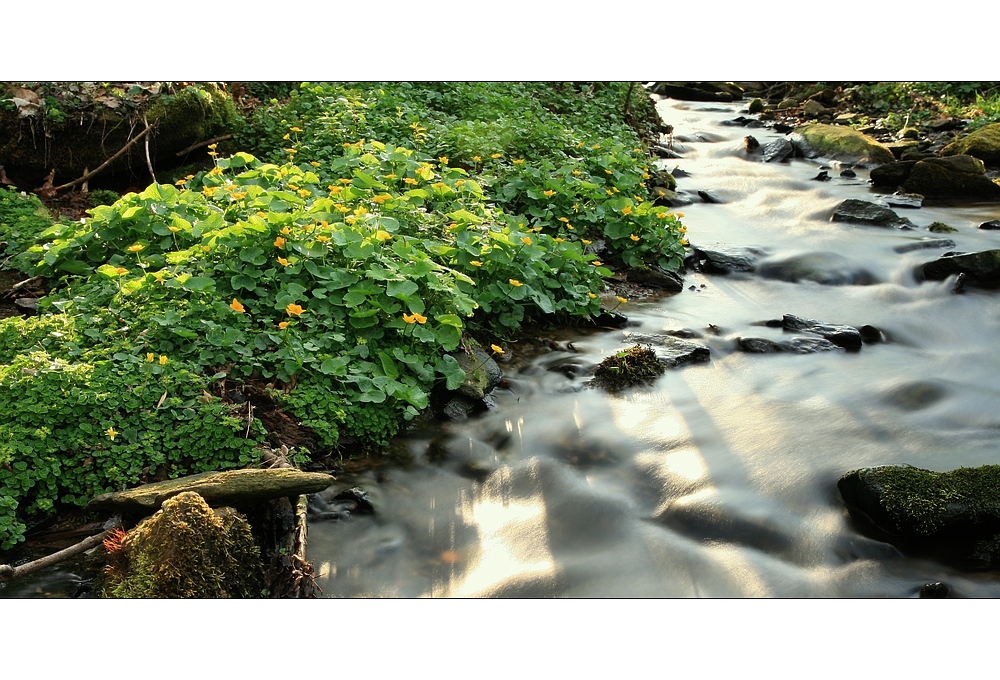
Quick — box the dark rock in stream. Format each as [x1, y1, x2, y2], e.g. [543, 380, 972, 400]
[892, 238, 956, 254]
[878, 192, 923, 209]
[813, 170, 830, 181]
[915, 249, 1000, 288]
[687, 244, 765, 274]
[737, 336, 843, 354]
[979, 220, 1000, 230]
[624, 265, 684, 292]
[781, 314, 864, 351]
[760, 137, 795, 163]
[697, 190, 723, 204]
[871, 155, 1000, 200]
[838, 465, 1000, 565]
[840, 168, 857, 178]
[450, 349, 503, 401]
[757, 251, 878, 286]
[919, 582, 950, 598]
[831, 198, 911, 228]
[622, 332, 711, 367]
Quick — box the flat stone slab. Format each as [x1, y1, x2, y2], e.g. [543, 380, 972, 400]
[88, 468, 337, 513]
[622, 332, 710, 367]
[737, 336, 843, 354]
[781, 314, 863, 351]
[831, 199, 910, 228]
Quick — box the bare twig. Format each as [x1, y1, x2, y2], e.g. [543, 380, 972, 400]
[52, 124, 153, 193]
[175, 133, 234, 157]
[10, 276, 41, 292]
[0, 517, 121, 584]
[143, 114, 156, 183]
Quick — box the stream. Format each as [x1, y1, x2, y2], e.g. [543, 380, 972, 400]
[307, 96, 1000, 598]
[4, 95, 1000, 599]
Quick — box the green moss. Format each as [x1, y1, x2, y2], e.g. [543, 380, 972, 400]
[592, 344, 665, 392]
[862, 465, 1000, 535]
[928, 221, 958, 233]
[796, 123, 896, 166]
[941, 122, 1000, 164]
[99, 491, 264, 598]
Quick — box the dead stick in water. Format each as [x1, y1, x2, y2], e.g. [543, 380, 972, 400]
[0, 518, 121, 584]
[52, 125, 153, 193]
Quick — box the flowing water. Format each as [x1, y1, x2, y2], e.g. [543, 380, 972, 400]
[308, 97, 1000, 598]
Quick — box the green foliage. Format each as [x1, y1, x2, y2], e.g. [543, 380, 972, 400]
[88, 189, 121, 208]
[0, 187, 60, 270]
[843, 82, 1000, 132]
[0, 350, 263, 550]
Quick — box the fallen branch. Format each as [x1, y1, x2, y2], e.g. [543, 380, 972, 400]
[0, 517, 121, 584]
[52, 124, 153, 193]
[175, 133, 234, 157]
[143, 114, 157, 183]
[10, 275, 41, 292]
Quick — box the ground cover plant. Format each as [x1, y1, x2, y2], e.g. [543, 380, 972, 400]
[0, 82, 688, 550]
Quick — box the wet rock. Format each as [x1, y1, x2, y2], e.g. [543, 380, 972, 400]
[88, 468, 337, 514]
[919, 582, 950, 598]
[442, 395, 480, 421]
[870, 160, 916, 189]
[99, 491, 264, 598]
[892, 238, 955, 254]
[757, 251, 878, 286]
[737, 336, 843, 354]
[858, 325, 885, 344]
[885, 140, 922, 160]
[624, 265, 684, 292]
[687, 244, 764, 274]
[802, 98, 829, 119]
[653, 487, 798, 554]
[651, 82, 737, 102]
[889, 155, 1000, 200]
[840, 168, 857, 178]
[761, 137, 795, 163]
[622, 332, 711, 367]
[14, 297, 38, 314]
[940, 122, 1000, 164]
[781, 314, 863, 351]
[744, 135, 760, 154]
[543, 355, 594, 379]
[926, 118, 963, 132]
[590, 309, 630, 327]
[915, 249, 1000, 288]
[747, 97, 765, 114]
[697, 190, 723, 204]
[838, 464, 1000, 542]
[877, 192, 923, 209]
[928, 221, 958, 234]
[451, 349, 502, 400]
[652, 143, 684, 159]
[881, 381, 948, 411]
[979, 220, 1000, 230]
[792, 123, 896, 166]
[831, 198, 910, 228]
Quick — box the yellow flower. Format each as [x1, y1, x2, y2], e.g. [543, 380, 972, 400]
[509, 279, 523, 287]
[146, 352, 155, 362]
[592, 260, 603, 266]
[288, 184, 299, 191]
[617, 296, 628, 304]
[106, 426, 119, 441]
[285, 148, 297, 154]
[472, 155, 482, 162]
[230, 299, 246, 313]
[207, 143, 218, 150]
[553, 237, 564, 243]
[634, 147, 642, 153]
[209, 166, 223, 176]
[622, 206, 632, 215]
[257, 211, 268, 218]
[470, 260, 483, 266]
[566, 224, 574, 230]
[385, 173, 397, 179]
[456, 179, 465, 186]
[491, 344, 504, 354]
[676, 212, 685, 218]
[202, 186, 217, 197]
[372, 193, 391, 204]
[403, 312, 428, 324]
[127, 244, 144, 253]
[521, 237, 532, 245]
[286, 303, 304, 316]
[513, 159, 525, 165]
[116, 267, 129, 275]
[279, 321, 289, 329]
[174, 178, 187, 186]
[375, 230, 392, 241]
[572, 169, 582, 176]
[316, 235, 330, 243]
[630, 234, 640, 241]
[439, 156, 449, 164]
[282, 133, 291, 140]
[334, 204, 350, 213]
[679, 226, 688, 233]
[588, 292, 597, 299]
[202, 245, 211, 252]
[491, 153, 502, 159]
[606, 189, 614, 196]
[290, 126, 303, 132]
[345, 217, 357, 225]
[158, 355, 168, 366]
[582, 239, 592, 245]
[543, 190, 556, 197]
[681, 239, 689, 246]
[413, 312, 427, 324]
[592, 144, 601, 150]
[328, 185, 343, 195]
[605, 169, 613, 175]
[298, 189, 311, 198]
[277, 257, 290, 267]
[231, 191, 246, 200]
[404, 177, 418, 185]
[558, 217, 569, 223]
[274, 236, 286, 249]
[280, 226, 291, 235]
[656, 211, 668, 219]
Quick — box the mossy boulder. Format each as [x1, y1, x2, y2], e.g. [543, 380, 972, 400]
[792, 123, 895, 166]
[941, 122, 1000, 164]
[592, 344, 666, 392]
[0, 83, 240, 186]
[915, 249, 1000, 288]
[903, 157, 1000, 199]
[838, 465, 1000, 542]
[99, 491, 265, 598]
[451, 348, 503, 401]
